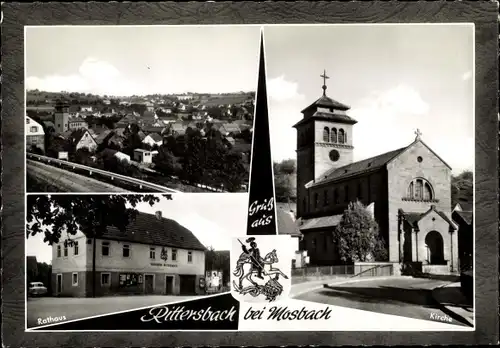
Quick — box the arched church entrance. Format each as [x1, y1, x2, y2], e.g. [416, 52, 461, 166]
[425, 231, 445, 265]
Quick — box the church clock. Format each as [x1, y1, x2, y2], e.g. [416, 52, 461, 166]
[329, 149, 340, 162]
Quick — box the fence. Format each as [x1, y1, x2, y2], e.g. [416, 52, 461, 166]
[291, 263, 394, 284]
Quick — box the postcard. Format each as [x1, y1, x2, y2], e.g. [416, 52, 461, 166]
[3, 3, 497, 345]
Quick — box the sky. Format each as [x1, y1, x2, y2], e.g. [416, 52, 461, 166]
[25, 26, 260, 96]
[264, 24, 474, 174]
[26, 194, 249, 264]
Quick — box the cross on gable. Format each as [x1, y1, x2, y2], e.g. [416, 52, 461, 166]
[414, 128, 422, 140]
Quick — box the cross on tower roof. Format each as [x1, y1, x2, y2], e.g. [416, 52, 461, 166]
[320, 69, 329, 96]
[414, 128, 422, 140]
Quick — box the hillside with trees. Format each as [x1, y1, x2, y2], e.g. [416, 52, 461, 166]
[451, 170, 473, 210]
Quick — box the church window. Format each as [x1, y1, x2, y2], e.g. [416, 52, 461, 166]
[357, 182, 363, 199]
[323, 190, 329, 206]
[323, 127, 330, 142]
[333, 188, 339, 204]
[314, 193, 319, 208]
[417, 156, 423, 163]
[323, 233, 328, 251]
[408, 178, 434, 200]
[424, 182, 432, 200]
[407, 182, 414, 198]
[302, 198, 306, 213]
[331, 128, 337, 143]
[338, 129, 345, 144]
[344, 185, 349, 202]
[415, 180, 423, 200]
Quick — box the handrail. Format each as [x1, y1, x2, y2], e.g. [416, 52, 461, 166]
[27, 153, 181, 193]
[350, 264, 392, 278]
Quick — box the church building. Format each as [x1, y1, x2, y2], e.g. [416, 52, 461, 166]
[294, 71, 459, 274]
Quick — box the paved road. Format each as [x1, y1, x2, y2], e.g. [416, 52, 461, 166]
[27, 295, 200, 328]
[27, 160, 128, 192]
[294, 277, 468, 327]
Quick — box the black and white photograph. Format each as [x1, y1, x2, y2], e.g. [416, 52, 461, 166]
[25, 193, 246, 328]
[266, 24, 474, 328]
[25, 26, 258, 193]
[25, 191, 314, 330]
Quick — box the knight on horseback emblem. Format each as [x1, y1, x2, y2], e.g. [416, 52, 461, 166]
[232, 237, 289, 302]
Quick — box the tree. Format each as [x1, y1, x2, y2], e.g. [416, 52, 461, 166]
[122, 125, 143, 157]
[333, 200, 388, 263]
[274, 174, 294, 202]
[274, 159, 297, 203]
[182, 130, 206, 184]
[26, 195, 162, 297]
[207, 106, 223, 119]
[154, 146, 181, 176]
[274, 159, 296, 175]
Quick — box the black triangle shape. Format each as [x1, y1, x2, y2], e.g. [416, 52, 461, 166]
[246, 31, 277, 236]
[30, 293, 239, 331]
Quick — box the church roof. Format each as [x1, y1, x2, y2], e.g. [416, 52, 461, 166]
[293, 111, 358, 128]
[452, 210, 473, 226]
[312, 147, 407, 187]
[301, 95, 350, 113]
[299, 214, 343, 231]
[399, 207, 456, 231]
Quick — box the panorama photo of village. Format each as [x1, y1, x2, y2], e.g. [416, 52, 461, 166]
[25, 26, 259, 193]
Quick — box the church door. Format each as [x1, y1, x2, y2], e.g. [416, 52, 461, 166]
[425, 231, 445, 265]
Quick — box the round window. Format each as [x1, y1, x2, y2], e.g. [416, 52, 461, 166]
[329, 150, 340, 162]
[417, 156, 423, 163]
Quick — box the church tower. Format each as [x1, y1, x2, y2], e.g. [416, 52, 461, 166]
[54, 100, 70, 134]
[293, 70, 357, 218]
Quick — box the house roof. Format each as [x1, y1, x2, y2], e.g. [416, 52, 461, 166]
[42, 121, 55, 129]
[311, 147, 407, 187]
[134, 148, 151, 153]
[69, 117, 86, 123]
[67, 129, 93, 144]
[399, 207, 456, 231]
[171, 123, 187, 132]
[146, 133, 163, 142]
[100, 148, 118, 158]
[299, 214, 343, 231]
[221, 123, 241, 133]
[277, 208, 302, 237]
[452, 211, 473, 226]
[143, 111, 155, 119]
[100, 212, 206, 251]
[454, 200, 473, 212]
[113, 128, 126, 137]
[94, 130, 113, 144]
[143, 125, 164, 134]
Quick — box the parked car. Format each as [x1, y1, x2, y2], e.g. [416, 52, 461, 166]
[28, 282, 48, 297]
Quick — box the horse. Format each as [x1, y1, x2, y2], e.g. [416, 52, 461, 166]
[232, 249, 288, 289]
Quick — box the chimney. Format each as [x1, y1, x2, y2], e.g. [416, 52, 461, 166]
[155, 211, 162, 220]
